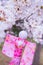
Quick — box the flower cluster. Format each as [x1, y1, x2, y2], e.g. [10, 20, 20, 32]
[0, 0, 15, 43]
[0, 0, 43, 44]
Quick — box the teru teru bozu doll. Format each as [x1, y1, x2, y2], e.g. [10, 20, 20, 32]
[2, 30, 36, 65]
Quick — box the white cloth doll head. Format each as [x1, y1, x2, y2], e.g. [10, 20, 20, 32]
[19, 30, 28, 39]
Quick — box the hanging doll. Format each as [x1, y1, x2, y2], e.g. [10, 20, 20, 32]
[2, 30, 36, 65]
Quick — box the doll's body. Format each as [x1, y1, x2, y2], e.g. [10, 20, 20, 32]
[2, 30, 36, 65]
